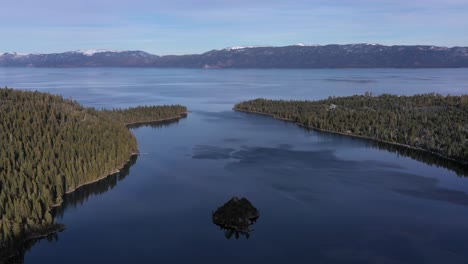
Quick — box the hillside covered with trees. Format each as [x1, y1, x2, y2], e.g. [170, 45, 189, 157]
[102, 105, 187, 125]
[0, 88, 186, 257]
[235, 94, 468, 163]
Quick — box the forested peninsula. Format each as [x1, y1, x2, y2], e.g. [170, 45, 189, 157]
[0, 88, 187, 257]
[235, 94, 468, 164]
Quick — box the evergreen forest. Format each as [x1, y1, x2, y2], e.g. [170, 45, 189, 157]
[235, 93, 468, 163]
[102, 105, 187, 125]
[0, 88, 186, 256]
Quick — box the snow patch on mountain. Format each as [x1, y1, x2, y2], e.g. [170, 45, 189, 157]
[294, 43, 321, 47]
[349, 43, 381, 46]
[224, 46, 270, 51]
[73, 49, 122, 56]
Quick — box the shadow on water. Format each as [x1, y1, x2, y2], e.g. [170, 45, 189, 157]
[205, 111, 467, 176]
[1, 155, 139, 264]
[1, 117, 185, 263]
[295, 126, 468, 177]
[54, 155, 138, 218]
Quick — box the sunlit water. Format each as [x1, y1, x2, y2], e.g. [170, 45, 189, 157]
[1, 68, 467, 263]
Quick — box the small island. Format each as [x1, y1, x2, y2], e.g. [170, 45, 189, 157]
[0, 87, 187, 258]
[212, 197, 260, 239]
[234, 93, 468, 164]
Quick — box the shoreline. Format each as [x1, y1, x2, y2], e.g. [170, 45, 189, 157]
[234, 108, 467, 166]
[0, 224, 66, 261]
[2, 113, 187, 260]
[57, 112, 188, 197]
[24, 224, 66, 242]
[63, 153, 138, 196]
[124, 112, 188, 127]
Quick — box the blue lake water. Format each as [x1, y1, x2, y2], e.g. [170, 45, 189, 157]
[1, 68, 467, 111]
[0, 68, 467, 263]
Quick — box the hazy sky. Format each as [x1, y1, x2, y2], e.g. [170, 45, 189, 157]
[2, 0, 468, 54]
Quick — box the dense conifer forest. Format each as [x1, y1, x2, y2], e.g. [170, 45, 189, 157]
[0, 88, 186, 256]
[102, 105, 187, 125]
[235, 94, 468, 163]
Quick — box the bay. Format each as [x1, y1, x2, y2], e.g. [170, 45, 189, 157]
[1, 68, 467, 263]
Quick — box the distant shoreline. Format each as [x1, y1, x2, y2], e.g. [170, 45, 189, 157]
[234, 108, 467, 166]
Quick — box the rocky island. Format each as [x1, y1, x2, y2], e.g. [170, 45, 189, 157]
[213, 197, 260, 239]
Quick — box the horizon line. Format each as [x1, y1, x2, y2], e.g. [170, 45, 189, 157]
[1, 43, 467, 56]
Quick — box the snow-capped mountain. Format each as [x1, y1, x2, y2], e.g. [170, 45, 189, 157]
[1, 44, 467, 68]
[294, 43, 321, 47]
[158, 44, 468, 68]
[223, 46, 271, 51]
[0, 50, 158, 67]
[71, 49, 121, 56]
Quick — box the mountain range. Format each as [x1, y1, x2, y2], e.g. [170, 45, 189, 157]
[1, 44, 468, 68]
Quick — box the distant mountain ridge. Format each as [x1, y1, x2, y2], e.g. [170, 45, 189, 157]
[1, 44, 468, 68]
[0, 50, 157, 67]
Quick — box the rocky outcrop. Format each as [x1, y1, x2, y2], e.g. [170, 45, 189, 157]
[212, 197, 259, 239]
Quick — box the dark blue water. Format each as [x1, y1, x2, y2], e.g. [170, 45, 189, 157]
[1, 68, 467, 263]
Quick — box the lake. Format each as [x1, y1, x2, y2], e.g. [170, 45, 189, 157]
[1, 68, 468, 263]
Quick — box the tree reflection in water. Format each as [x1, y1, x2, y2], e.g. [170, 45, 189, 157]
[371, 140, 468, 176]
[3, 156, 138, 263]
[54, 155, 138, 217]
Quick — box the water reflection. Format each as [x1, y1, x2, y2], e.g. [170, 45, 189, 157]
[2, 156, 139, 263]
[212, 197, 260, 240]
[292, 121, 468, 177]
[295, 126, 468, 177]
[199, 110, 467, 177]
[55, 155, 138, 217]
[0, 228, 63, 264]
[126, 115, 186, 129]
[370, 140, 468, 177]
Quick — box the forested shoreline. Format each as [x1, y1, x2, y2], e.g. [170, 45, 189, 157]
[234, 94, 468, 164]
[102, 105, 187, 126]
[0, 88, 187, 259]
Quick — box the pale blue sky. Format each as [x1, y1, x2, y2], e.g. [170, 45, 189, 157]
[2, 0, 468, 54]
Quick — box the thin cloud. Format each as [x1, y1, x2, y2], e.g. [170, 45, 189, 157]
[1, 0, 467, 53]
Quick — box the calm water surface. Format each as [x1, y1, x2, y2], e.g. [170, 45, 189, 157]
[1, 68, 468, 263]
[1, 68, 467, 110]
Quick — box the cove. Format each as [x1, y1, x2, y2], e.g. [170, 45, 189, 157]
[23, 110, 468, 264]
